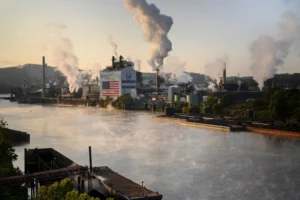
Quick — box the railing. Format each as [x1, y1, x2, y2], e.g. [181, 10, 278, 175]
[0, 166, 88, 186]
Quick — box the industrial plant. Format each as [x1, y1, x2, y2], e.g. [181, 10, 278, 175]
[9, 55, 267, 106]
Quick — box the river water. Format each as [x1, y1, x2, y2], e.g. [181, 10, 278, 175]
[1, 97, 300, 200]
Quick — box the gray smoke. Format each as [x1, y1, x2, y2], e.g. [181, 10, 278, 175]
[205, 55, 228, 81]
[108, 35, 118, 58]
[44, 24, 80, 92]
[123, 0, 173, 71]
[250, 11, 300, 89]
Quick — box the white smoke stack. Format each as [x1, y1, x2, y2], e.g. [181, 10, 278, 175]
[249, 11, 300, 89]
[44, 24, 80, 92]
[123, 0, 173, 71]
[108, 35, 118, 58]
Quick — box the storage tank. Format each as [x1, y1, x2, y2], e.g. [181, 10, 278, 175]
[168, 86, 181, 102]
[174, 95, 180, 102]
[186, 94, 198, 105]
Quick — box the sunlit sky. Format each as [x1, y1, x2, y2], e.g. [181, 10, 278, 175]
[0, 0, 299, 76]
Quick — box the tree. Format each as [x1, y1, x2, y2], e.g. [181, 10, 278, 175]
[35, 178, 100, 200]
[212, 103, 223, 115]
[114, 94, 134, 109]
[0, 118, 27, 200]
[202, 95, 218, 109]
[292, 108, 300, 122]
[269, 90, 287, 119]
[220, 93, 233, 107]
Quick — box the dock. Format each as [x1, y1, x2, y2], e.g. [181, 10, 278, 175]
[0, 147, 163, 200]
[93, 167, 162, 200]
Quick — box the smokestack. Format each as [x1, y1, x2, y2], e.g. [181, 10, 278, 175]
[156, 69, 160, 90]
[112, 56, 116, 68]
[42, 56, 46, 98]
[119, 55, 124, 68]
[222, 63, 226, 84]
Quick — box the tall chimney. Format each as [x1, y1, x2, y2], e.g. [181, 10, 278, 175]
[112, 56, 116, 68]
[42, 56, 46, 98]
[119, 55, 124, 68]
[222, 63, 226, 84]
[156, 68, 160, 90]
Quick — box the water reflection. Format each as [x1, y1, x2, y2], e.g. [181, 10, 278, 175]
[1, 99, 300, 200]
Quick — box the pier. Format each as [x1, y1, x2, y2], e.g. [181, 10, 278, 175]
[0, 147, 163, 200]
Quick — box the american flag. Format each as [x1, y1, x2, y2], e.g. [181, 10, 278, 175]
[102, 81, 119, 96]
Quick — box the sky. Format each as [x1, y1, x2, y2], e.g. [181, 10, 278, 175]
[0, 0, 299, 76]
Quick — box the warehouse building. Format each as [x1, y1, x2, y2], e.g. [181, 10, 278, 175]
[100, 56, 137, 99]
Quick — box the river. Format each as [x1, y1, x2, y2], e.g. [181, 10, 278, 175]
[1, 97, 300, 200]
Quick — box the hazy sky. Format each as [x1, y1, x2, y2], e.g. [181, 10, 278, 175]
[0, 0, 299, 76]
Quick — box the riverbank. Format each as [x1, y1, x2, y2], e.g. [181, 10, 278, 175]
[246, 126, 300, 138]
[153, 115, 300, 138]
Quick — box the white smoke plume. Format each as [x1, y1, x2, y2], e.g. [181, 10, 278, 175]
[208, 82, 218, 92]
[44, 24, 80, 92]
[205, 55, 228, 81]
[108, 35, 118, 58]
[163, 56, 192, 84]
[123, 0, 173, 71]
[249, 11, 300, 89]
[135, 59, 141, 71]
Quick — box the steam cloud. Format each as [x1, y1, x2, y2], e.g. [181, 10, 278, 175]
[208, 82, 218, 92]
[205, 55, 228, 81]
[123, 0, 173, 71]
[108, 35, 119, 58]
[45, 24, 102, 91]
[44, 24, 80, 92]
[163, 56, 192, 84]
[250, 11, 300, 89]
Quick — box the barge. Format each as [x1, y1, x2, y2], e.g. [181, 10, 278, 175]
[246, 126, 300, 138]
[153, 115, 245, 132]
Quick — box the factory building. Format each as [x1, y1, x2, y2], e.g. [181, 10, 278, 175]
[100, 56, 137, 99]
[82, 79, 100, 100]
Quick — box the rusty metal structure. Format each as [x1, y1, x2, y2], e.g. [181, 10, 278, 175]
[0, 147, 163, 200]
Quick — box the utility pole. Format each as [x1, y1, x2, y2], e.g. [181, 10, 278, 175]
[42, 56, 46, 98]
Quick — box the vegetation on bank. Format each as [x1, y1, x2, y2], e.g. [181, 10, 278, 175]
[180, 88, 300, 122]
[0, 118, 27, 200]
[34, 178, 102, 200]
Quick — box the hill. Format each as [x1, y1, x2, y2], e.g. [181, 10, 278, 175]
[0, 64, 64, 94]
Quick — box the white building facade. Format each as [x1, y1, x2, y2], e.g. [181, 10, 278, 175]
[100, 66, 137, 99]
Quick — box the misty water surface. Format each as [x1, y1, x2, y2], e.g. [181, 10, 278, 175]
[1, 98, 300, 200]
